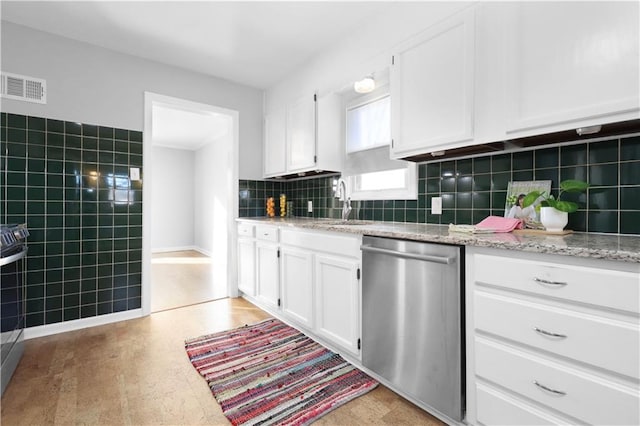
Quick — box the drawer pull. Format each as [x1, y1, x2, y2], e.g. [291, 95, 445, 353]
[533, 327, 567, 339]
[533, 380, 567, 396]
[533, 277, 567, 286]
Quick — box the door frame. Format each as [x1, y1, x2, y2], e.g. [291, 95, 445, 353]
[142, 92, 239, 315]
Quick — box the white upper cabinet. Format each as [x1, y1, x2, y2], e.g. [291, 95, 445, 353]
[264, 106, 287, 177]
[264, 92, 342, 178]
[505, 1, 640, 136]
[286, 94, 316, 173]
[390, 8, 475, 159]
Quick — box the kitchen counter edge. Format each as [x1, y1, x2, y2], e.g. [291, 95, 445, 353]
[236, 217, 640, 263]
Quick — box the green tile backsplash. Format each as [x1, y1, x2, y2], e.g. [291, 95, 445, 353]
[240, 135, 640, 235]
[1, 112, 143, 328]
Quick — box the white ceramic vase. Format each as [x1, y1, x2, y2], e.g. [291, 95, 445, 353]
[540, 207, 568, 232]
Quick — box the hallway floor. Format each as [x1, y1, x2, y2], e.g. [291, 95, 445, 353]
[151, 250, 227, 312]
[1, 298, 444, 425]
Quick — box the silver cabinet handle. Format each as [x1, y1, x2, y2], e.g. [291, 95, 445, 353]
[533, 380, 566, 396]
[533, 327, 567, 339]
[533, 277, 567, 286]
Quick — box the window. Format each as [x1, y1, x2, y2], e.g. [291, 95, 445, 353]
[341, 82, 417, 201]
[346, 95, 390, 153]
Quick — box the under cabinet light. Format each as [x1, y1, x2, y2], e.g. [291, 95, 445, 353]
[354, 76, 375, 93]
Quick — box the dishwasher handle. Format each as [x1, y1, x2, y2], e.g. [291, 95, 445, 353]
[360, 244, 454, 265]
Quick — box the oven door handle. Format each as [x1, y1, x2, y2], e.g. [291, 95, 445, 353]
[360, 244, 454, 265]
[0, 247, 28, 266]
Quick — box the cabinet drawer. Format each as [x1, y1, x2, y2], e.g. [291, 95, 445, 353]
[476, 337, 640, 425]
[280, 228, 361, 257]
[474, 254, 639, 313]
[237, 223, 255, 238]
[255, 225, 279, 242]
[475, 291, 639, 378]
[476, 383, 569, 425]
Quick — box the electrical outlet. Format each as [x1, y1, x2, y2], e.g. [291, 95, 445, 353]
[432, 197, 442, 215]
[130, 167, 140, 181]
[307, 200, 313, 213]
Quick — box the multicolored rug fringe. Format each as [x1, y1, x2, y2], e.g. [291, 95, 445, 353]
[185, 318, 378, 426]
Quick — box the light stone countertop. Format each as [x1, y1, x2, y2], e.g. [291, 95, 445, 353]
[237, 217, 640, 263]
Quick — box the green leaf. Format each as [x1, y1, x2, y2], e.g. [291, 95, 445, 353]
[553, 200, 579, 213]
[522, 191, 542, 207]
[560, 180, 589, 193]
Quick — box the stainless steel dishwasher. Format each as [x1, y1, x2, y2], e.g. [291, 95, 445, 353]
[361, 236, 464, 422]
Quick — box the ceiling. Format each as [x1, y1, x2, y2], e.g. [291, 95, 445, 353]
[151, 104, 231, 151]
[1, 1, 393, 90]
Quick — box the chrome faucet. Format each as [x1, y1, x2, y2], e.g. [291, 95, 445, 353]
[337, 178, 352, 221]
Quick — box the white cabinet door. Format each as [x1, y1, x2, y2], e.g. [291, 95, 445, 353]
[264, 106, 286, 177]
[315, 254, 360, 356]
[390, 8, 475, 158]
[237, 237, 255, 296]
[281, 247, 314, 329]
[256, 241, 280, 310]
[505, 2, 640, 135]
[286, 94, 316, 172]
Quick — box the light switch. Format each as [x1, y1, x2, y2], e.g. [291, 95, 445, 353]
[432, 197, 442, 215]
[307, 201, 313, 213]
[130, 167, 140, 181]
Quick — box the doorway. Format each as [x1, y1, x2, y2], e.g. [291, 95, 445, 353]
[142, 93, 239, 314]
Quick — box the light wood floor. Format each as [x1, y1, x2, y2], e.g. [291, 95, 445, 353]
[1, 298, 444, 425]
[151, 250, 227, 312]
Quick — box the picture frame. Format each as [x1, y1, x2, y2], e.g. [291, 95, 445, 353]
[504, 180, 552, 223]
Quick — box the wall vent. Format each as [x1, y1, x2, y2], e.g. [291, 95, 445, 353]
[1, 72, 46, 104]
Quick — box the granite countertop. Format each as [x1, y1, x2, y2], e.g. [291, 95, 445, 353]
[237, 217, 640, 263]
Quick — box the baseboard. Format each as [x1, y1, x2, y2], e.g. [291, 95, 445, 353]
[152, 245, 197, 254]
[24, 309, 144, 340]
[151, 246, 211, 256]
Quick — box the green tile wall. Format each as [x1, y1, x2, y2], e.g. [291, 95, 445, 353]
[1, 113, 143, 327]
[240, 135, 640, 235]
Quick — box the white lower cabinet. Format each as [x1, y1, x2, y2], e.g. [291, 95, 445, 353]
[237, 237, 255, 295]
[466, 247, 640, 426]
[315, 254, 360, 357]
[237, 222, 362, 359]
[280, 247, 314, 329]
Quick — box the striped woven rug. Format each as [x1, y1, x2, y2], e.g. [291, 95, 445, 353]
[185, 318, 378, 426]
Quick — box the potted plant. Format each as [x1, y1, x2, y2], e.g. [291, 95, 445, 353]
[522, 179, 589, 232]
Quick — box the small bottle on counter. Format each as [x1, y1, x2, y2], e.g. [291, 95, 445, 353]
[266, 197, 275, 217]
[280, 194, 287, 217]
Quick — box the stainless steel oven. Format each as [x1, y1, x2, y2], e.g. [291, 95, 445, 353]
[1, 223, 29, 395]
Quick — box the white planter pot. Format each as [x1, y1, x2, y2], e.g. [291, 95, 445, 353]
[540, 207, 568, 232]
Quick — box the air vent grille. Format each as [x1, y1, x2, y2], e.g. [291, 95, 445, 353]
[1, 72, 46, 104]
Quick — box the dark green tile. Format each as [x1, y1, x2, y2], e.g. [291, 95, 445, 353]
[473, 174, 491, 191]
[28, 130, 45, 145]
[7, 142, 26, 157]
[66, 135, 82, 149]
[98, 126, 114, 139]
[45, 310, 63, 325]
[620, 161, 640, 185]
[472, 192, 491, 209]
[561, 143, 587, 166]
[48, 132, 64, 147]
[588, 211, 618, 233]
[63, 307, 80, 321]
[588, 187, 618, 210]
[7, 128, 26, 143]
[589, 163, 618, 186]
[27, 116, 46, 131]
[426, 178, 441, 193]
[130, 131, 142, 142]
[26, 313, 45, 327]
[457, 176, 473, 192]
[441, 161, 455, 177]
[621, 187, 640, 210]
[535, 147, 559, 169]
[83, 137, 98, 150]
[441, 177, 455, 192]
[589, 139, 618, 164]
[83, 124, 98, 137]
[567, 210, 587, 232]
[456, 159, 472, 175]
[620, 212, 640, 234]
[512, 151, 533, 170]
[113, 300, 128, 312]
[621, 136, 640, 161]
[512, 170, 534, 181]
[473, 209, 491, 224]
[456, 192, 472, 208]
[7, 113, 26, 129]
[492, 191, 507, 210]
[65, 121, 82, 135]
[534, 168, 558, 186]
[98, 302, 113, 315]
[115, 128, 128, 140]
[47, 160, 64, 174]
[47, 119, 65, 133]
[491, 172, 511, 191]
[491, 154, 511, 173]
[560, 166, 587, 183]
[441, 209, 455, 224]
[442, 193, 455, 209]
[456, 209, 472, 224]
[473, 156, 491, 174]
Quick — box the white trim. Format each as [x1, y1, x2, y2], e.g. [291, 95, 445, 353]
[24, 309, 143, 340]
[143, 92, 240, 316]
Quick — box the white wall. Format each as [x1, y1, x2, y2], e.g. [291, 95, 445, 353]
[265, 2, 472, 111]
[150, 147, 195, 251]
[1, 21, 264, 179]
